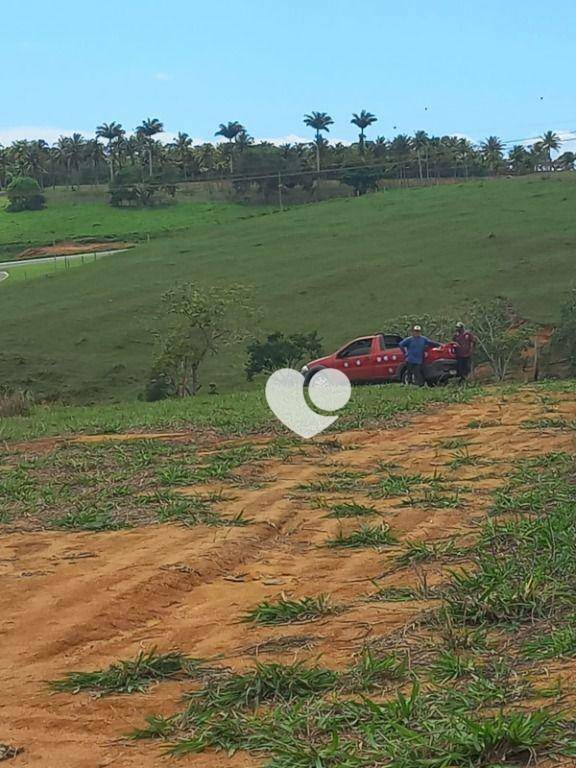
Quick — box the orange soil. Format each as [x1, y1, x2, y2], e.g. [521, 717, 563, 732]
[17, 241, 134, 260]
[1, 390, 576, 767]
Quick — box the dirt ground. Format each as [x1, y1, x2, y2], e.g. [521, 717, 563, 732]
[1, 390, 576, 767]
[17, 241, 134, 260]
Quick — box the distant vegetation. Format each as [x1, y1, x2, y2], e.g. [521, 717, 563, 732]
[6, 176, 45, 212]
[0, 115, 573, 206]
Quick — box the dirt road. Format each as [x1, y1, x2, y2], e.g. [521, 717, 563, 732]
[1, 390, 575, 767]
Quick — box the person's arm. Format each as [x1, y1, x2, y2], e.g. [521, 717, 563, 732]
[399, 337, 410, 350]
[424, 337, 442, 348]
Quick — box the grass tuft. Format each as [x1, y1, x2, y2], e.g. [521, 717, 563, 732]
[50, 648, 203, 695]
[243, 594, 338, 625]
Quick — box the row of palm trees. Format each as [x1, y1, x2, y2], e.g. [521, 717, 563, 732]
[0, 113, 573, 192]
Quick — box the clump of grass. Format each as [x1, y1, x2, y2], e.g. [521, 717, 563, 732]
[430, 649, 478, 683]
[298, 469, 368, 493]
[369, 472, 421, 499]
[50, 508, 126, 531]
[244, 594, 337, 625]
[50, 648, 203, 695]
[326, 523, 395, 549]
[437, 437, 472, 450]
[187, 660, 338, 709]
[522, 622, 576, 660]
[447, 448, 486, 469]
[367, 585, 419, 602]
[521, 417, 573, 430]
[467, 418, 501, 429]
[397, 539, 462, 565]
[345, 647, 408, 691]
[326, 502, 377, 519]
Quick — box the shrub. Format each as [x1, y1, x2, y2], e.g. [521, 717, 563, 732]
[6, 176, 45, 212]
[0, 388, 33, 417]
[245, 331, 323, 380]
[553, 287, 576, 373]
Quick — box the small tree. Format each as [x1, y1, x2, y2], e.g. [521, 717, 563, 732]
[150, 283, 256, 397]
[383, 313, 456, 342]
[6, 176, 46, 212]
[245, 331, 323, 381]
[465, 298, 533, 380]
[341, 167, 383, 196]
[553, 287, 576, 373]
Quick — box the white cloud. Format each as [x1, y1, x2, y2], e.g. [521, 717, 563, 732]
[0, 126, 94, 145]
[154, 72, 171, 81]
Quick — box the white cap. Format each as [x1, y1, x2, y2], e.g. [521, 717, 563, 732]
[413, 325, 422, 332]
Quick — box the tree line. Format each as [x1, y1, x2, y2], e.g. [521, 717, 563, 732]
[0, 113, 573, 195]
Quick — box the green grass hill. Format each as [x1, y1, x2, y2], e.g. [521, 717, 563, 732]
[1, 174, 575, 403]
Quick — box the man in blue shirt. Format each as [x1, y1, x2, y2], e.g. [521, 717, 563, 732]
[399, 325, 441, 386]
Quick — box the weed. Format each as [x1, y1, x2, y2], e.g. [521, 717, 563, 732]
[50, 648, 203, 695]
[522, 622, 576, 660]
[51, 508, 126, 531]
[345, 647, 408, 691]
[244, 595, 337, 625]
[325, 502, 377, 519]
[326, 523, 395, 549]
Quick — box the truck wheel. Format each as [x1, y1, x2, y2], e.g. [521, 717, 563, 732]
[304, 367, 325, 387]
[399, 366, 410, 385]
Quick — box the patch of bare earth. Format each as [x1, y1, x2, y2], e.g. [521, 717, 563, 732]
[1, 389, 576, 766]
[17, 241, 134, 260]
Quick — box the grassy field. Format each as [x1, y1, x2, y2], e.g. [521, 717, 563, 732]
[1, 174, 575, 403]
[0, 381, 483, 442]
[0, 187, 263, 259]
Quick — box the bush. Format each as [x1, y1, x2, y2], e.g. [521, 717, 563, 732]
[245, 331, 323, 380]
[6, 177, 45, 212]
[109, 167, 177, 208]
[144, 371, 174, 402]
[553, 287, 576, 373]
[0, 388, 33, 417]
[341, 167, 384, 196]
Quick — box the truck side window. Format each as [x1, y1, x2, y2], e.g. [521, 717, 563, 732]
[339, 338, 373, 357]
[379, 334, 403, 350]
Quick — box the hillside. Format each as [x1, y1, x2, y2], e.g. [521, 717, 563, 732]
[1, 174, 575, 403]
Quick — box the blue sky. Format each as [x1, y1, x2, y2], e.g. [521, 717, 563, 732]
[2, 0, 576, 148]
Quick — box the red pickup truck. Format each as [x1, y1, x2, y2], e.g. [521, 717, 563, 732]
[301, 333, 458, 386]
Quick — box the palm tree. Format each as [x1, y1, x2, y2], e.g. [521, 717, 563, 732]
[136, 118, 164, 176]
[390, 134, 411, 180]
[372, 136, 388, 160]
[351, 110, 377, 152]
[172, 132, 194, 180]
[480, 136, 504, 175]
[85, 139, 106, 185]
[303, 112, 334, 171]
[455, 138, 476, 179]
[412, 131, 429, 180]
[556, 151, 575, 171]
[539, 130, 561, 171]
[95, 122, 125, 180]
[214, 122, 246, 174]
[508, 145, 532, 174]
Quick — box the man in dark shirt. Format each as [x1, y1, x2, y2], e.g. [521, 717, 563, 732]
[399, 325, 441, 386]
[452, 322, 475, 382]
